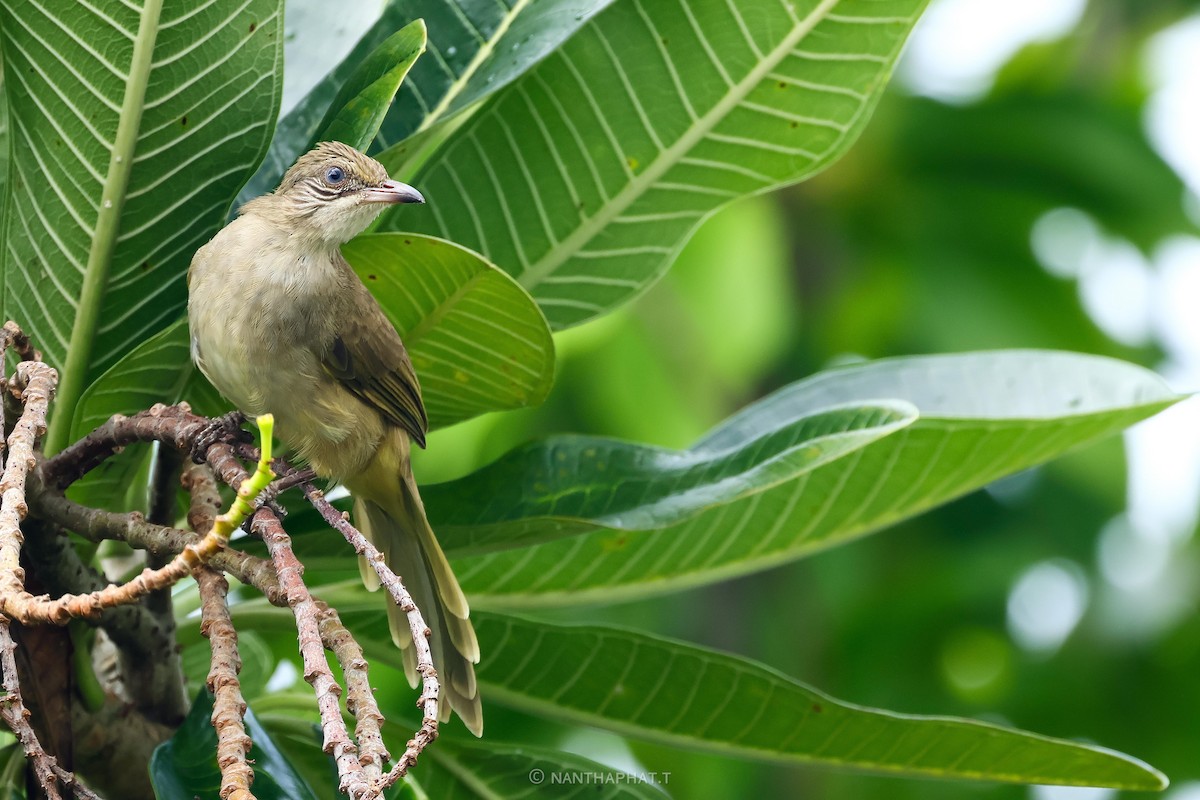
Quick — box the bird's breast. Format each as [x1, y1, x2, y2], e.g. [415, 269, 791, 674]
[188, 224, 384, 478]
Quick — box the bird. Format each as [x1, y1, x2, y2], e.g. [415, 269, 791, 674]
[187, 140, 481, 735]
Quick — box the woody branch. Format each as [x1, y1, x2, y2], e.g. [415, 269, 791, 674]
[0, 323, 441, 800]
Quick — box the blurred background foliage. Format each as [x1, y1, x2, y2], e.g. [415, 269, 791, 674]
[377, 0, 1200, 797]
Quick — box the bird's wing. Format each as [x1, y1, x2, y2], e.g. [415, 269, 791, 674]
[319, 277, 429, 448]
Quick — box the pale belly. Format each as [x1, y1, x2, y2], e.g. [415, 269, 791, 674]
[190, 301, 384, 479]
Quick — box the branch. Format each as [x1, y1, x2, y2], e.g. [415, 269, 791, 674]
[254, 510, 369, 799]
[315, 604, 387, 782]
[30, 488, 281, 605]
[196, 569, 255, 800]
[20, 520, 185, 726]
[1, 363, 444, 797]
[0, 361, 58, 603]
[299, 481, 439, 782]
[0, 618, 63, 800]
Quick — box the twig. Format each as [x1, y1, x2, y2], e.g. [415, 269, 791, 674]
[0, 361, 58, 602]
[196, 569, 255, 800]
[39, 404, 209, 491]
[0, 618, 63, 800]
[30, 488, 281, 605]
[315, 603, 387, 782]
[254, 510, 369, 800]
[21, 519, 186, 726]
[299, 481, 439, 781]
[188, 462, 256, 799]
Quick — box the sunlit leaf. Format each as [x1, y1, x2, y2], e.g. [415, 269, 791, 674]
[426, 352, 1179, 606]
[432, 401, 915, 554]
[0, 0, 284, 450]
[380, 0, 928, 329]
[244, 0, 614, 200]
[344, 233, 555, 427]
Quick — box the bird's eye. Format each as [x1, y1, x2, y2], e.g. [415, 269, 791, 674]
[324, 166, 346, 185]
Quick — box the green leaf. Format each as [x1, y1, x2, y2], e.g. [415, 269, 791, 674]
[231, 401, 913, 582]
[343, 233, 555, 428]
[244, 0, 614, 201]
[311, 19, 426, 153]
[151, 690, 319, 800]
[434, 401, 916, 554]
[373, 0, 619, 179]
[424, 738, 670, 799]
[470, 614, 1165, 790]
[379, 0, 928, 329]
[259, 598, 1163, 790]
[431, 352, 1179, 606]
[0, 0, 284, 452]
[67, 317, 228, 511]
[69, 233, 554, 477]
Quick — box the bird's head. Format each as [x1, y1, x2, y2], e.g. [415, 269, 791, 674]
[250, 141, 424, 248]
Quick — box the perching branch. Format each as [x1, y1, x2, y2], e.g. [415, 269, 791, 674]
[0, 321, 443, 800]
[298, 479, 440, 782]
[196, 568, 256, 800]
[255, 509, 370, 799]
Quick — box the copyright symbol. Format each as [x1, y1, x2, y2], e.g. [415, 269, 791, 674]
[529, 768, 545, 784]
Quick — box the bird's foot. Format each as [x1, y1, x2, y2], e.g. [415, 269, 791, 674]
[191, 410, 250, 464]
[260, 468, 318, 516]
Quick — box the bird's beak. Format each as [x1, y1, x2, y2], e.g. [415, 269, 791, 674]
[361, 180, 425, 205]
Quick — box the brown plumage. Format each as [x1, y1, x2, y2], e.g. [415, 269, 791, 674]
[187, 141, 482, 735]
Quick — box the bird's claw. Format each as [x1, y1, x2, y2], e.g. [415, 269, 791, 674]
[240, 468, 318, 533]
[191, 410, 251, 464]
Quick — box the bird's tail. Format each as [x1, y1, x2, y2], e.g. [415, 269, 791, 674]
[352, 472, 481, 736]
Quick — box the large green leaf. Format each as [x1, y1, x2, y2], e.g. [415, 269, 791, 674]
[243, 0, 615, 201]
[0, 0, 284, 451]
[430, 401, 915, 554]
[71, 234, 553, 469]
[150, 690, 319, 800]
[373, 0, 619, 179]
[233, 400, 915, 577]
[379, 0, 928, 329]
[236, 598, 1163, 790]
[343, 233, 555, 428]
[469, 613, 1164, 790]
[426, 352, 1178, 607]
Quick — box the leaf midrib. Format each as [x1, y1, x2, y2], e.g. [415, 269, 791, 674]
[414, 0, 533, 137]
[45, 0, 165, 454]
[516, 0, 841, 290]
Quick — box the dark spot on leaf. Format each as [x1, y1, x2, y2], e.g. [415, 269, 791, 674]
[367, 274, 377, 281]
[661, 37, 669, 46]
[778, 81, 787, 89]
[249, 21, 257, 32]
[404, 239, 411, 245]
[811, 703, 823, 713]
[141, 261, 151, 271]
[790, 122, 798, 128]
[180, 116, 188, 126]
